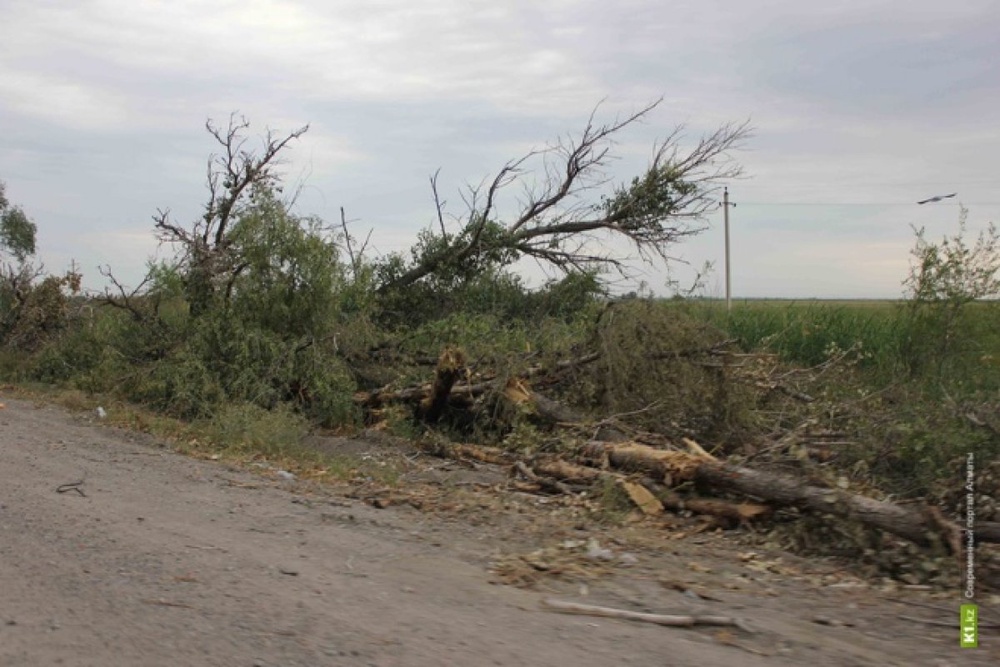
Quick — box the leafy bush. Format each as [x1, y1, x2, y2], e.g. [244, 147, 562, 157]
[3, 269, 84, 351]
[901, 209, 1000, 381]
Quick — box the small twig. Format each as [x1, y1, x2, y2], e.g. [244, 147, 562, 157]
[56, 480, 86, 497]
[514, 462, 573, 495]
[541, 598, 754, 633]
[596, 401, 664, 423]
[650, 339, 739, 360]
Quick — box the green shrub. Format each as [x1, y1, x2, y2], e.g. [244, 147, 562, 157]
[203, 402, 310, 458]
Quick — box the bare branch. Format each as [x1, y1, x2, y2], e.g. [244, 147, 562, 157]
[98, 265, 154, 322]
[203, 114, 309, 250]
[340, 207, 359, 278]
[430, 169, 448, 240]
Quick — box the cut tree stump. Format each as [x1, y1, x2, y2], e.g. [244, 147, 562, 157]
[417, 346, 465, 423]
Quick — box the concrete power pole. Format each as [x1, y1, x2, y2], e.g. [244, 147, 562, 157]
[722, 187, 735, 312]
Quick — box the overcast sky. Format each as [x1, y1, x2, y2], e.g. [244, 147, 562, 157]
[2, 0, 998, 299]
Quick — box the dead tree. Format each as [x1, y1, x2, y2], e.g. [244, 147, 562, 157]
[377, 101, 750, 293]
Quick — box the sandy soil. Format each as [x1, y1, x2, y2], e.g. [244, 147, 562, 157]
[0, 396, 995, 666]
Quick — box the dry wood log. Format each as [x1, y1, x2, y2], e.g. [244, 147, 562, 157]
[354, 384, 430, 408]
[580, 441, 705, 481]
[581, 441, 998, 548]
[925, 505, 963, 559]
[692, 462, 939, 547]
[619, 479, 664, 515]
[500, 382, 628, 441]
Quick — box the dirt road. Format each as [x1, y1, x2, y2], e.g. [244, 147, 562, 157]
[0, 397, 994, 666]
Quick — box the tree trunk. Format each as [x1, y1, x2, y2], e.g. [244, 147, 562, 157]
[581, 440, 996, 548]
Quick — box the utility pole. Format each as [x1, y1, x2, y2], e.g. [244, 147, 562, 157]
[722, 187, 735, 312]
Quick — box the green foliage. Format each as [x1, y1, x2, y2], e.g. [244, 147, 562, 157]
[901, 209, 1000, 380]
[226, 189, 346, 335]
[408, 221, 517, 289]
[706, 301, 896, 373]
[8, 181, 362, 428]
[0, 181, 37, 262]
[0, 180, 43, 346]
[130, 347, 225, 419]
[700, 297, 999, 495]
[602, 165, 698, 232]
[376, 263, 605, 328]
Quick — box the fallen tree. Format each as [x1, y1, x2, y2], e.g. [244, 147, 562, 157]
[376, 102, 750, 296]
[579, 440, 979, 548]
[356, 344, 994, 554]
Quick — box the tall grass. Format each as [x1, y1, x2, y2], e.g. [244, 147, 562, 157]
[695, 299, 999, 390]
[698, 301, 905, 375]
[690, 298, 999, 496]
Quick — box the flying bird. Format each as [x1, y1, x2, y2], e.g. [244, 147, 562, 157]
[917, 193, 957, 205]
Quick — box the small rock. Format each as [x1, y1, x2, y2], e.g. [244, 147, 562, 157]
[95, 406, 107, 419]
[276, 470, 296, 481]
[618, 553, 639, 566]
[278, 566, 300, 576]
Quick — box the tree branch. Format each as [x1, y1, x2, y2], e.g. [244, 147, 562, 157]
[377, 101, 750, 294]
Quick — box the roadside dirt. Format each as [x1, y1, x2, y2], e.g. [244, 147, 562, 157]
[0, 396, 995, 666]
